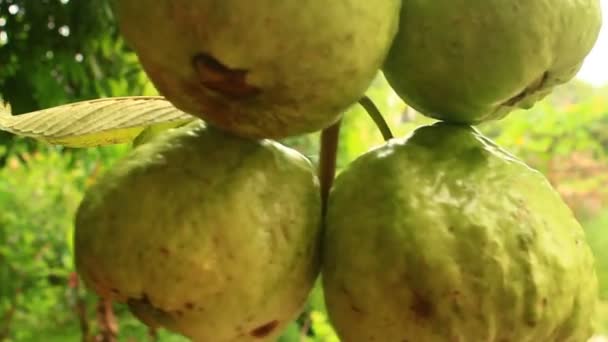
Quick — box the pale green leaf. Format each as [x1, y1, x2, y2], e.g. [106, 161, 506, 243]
[0, 97, 196, 147]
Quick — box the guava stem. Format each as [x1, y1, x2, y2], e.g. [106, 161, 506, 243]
[359, 96, 394, 141]
[299, 314, 312, 338]
[96, 297, 118, 342]
[319, 118, 342, 217]
[148, 327, 159, 341]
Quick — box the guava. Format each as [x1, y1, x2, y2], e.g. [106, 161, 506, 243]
[113, 0, 401, 139]
[383, 0, 602, 124]
[74, 121, 322, 341]
[323, 122, 599, 341]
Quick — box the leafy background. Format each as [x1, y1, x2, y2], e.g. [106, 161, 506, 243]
[1, 1, 607, 341]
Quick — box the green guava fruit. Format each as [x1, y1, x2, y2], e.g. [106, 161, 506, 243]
[323, 122, 599, 342]
[74, 121, 322, 341]
[383, 0, 602, 124]
[112, 0, 401, 139]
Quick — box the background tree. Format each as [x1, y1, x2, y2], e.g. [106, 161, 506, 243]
[0, 0, 154, 167]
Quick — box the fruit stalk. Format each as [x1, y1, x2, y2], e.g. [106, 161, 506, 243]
[319, 118, 342, 216]
[359, 96, 394, 141]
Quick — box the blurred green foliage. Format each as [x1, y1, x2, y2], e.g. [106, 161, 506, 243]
[0, 0, 155, 113]
[0, 143, 126, 340]
[587, 211, 608, 299]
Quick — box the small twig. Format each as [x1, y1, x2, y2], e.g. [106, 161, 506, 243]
[299, 313, 312, 341]
[96, 297, 118, 342]
[68, 272, 90, 342]
[148, 327, 159, 341]
[0, 303, 17, 340]
[319, 119, 342, 216]
[359, 96, 394, 141]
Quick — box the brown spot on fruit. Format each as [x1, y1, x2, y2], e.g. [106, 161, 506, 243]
[339, 284, 364, 314]
[193, 53, 261, 98]
[185, 302, 195, 310]
[250, 320, 279, 338]
[410, 292, 434, 319]
[502, 71, 549, 107]
[159, 247, 170, 256]
[351, 304, 364, 313]
[141, 293, 151, 303]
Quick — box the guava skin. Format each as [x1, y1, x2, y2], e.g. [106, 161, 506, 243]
[113, 0, 401, 139]
[323, 123, 598, 342]
[383, 0, 603, 124]
[74, 122, 322, 341]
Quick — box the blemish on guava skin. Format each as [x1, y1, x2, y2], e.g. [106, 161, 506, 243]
[346, 303, 362, 313]
[159, 247, 170, 256]
[250, 320, 279, 338]
[502, 71, 549, 107]
[339, 285, 364, 313]
[184, 302, 195, 310]
[141, 293, 151, 304]
[193, 53, 261, 98]
[410, 293, 434, 319]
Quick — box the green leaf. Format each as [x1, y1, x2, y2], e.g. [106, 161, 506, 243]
[0, 97, 196, 147]
[132, 120, 193, 147]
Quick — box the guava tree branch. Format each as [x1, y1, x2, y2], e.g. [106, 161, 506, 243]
[319, 118, 342, 216]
